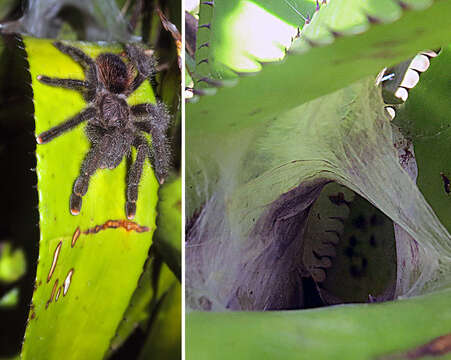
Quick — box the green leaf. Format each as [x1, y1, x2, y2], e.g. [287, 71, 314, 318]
[138, 279, 181, 360]
[187, 288, 451, 360]
[154, 175, 181, 279]
[188, 0, 451, 133]
[21, 37, 159, 360]
[396, 45, 451, 234]
[197, 0, 315, 76]
[108, 258, 178, 357]
[108, 257, 155, 355]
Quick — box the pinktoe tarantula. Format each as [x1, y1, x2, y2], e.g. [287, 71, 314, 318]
[36, 41, 171, 219]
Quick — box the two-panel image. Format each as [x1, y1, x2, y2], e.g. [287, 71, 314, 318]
[0, 0, 450, 359]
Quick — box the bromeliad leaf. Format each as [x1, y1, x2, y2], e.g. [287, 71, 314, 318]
[21, 37, 159, 360]
[108, 256, 180, 356]
[396, 45, 451, 234]
[154, 175, 182, 279]
[189, 0, 451, 133]
[187, 287, 451, 360]
[138, 268, 181, 360]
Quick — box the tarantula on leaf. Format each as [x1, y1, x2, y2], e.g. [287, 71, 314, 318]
[35, 41, 171, 220]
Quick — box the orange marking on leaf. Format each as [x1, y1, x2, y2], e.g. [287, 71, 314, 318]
[406, 333, 451, 358]
[381, 333, 451, 359]
[45, 279, 59, 309]
[55, 287, 62, 302]
[71, 227, 81, 248]
[82, 219, 150, 235]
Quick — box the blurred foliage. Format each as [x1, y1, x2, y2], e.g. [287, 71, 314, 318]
[0, 287, 20, 308]
[0, 243, 26, 283]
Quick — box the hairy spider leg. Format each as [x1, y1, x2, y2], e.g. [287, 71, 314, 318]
[51, 41, 99, 100]
[37, 76, 89, 90]
[70, 134, 114, 215]
[131, 102, 171, 183]
[53, 41, 96, 69]
[36, 107, 96, 144]
[126, 139, 151, 219]
[124, 44, 157, 95]
[129, 72, 146, 95]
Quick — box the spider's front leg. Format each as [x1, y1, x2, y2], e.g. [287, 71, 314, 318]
[131, 102, 171, 184]
[53, 41, 96, 70]
[36, 107, 95, 144]
[70, 134, 113, 215]
[124, 44, 157, 94]
[39, 41, 99, 100]
[125, 138, 151, 220]
[37, 76, 88, 91]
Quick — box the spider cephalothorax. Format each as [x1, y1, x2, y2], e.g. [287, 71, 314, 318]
[36, 41, 171, 219]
